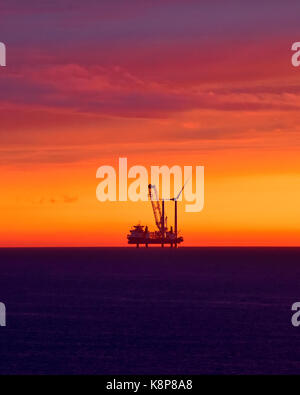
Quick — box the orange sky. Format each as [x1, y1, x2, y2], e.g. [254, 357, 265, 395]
[0, 2, 300, 246]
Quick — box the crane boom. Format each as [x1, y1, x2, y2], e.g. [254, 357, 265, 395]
[148, 184, 162, 233]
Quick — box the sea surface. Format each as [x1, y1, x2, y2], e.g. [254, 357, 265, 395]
[0, 247, 300, 375]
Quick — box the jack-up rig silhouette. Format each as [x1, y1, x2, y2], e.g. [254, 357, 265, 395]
[127, 183, 185, 248]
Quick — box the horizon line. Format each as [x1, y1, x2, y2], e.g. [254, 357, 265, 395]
[0, 245, 299, 249]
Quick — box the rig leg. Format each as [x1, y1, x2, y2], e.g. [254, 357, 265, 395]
[146, 243, 148, 248]
[136, 243, 139, 248]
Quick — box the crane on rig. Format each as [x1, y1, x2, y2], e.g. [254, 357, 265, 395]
[148, 184, 163, 233]
[127, 183, 185, 248]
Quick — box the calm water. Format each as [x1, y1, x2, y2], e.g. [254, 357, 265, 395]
[0, 247, 300, 374]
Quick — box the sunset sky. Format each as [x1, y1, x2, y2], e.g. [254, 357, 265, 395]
[0, 0, 300, 246]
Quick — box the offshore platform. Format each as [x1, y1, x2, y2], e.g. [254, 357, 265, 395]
[127, 184, 184, 248]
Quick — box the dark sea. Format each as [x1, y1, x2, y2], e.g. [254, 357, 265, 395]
[0, 247, 300, 375]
